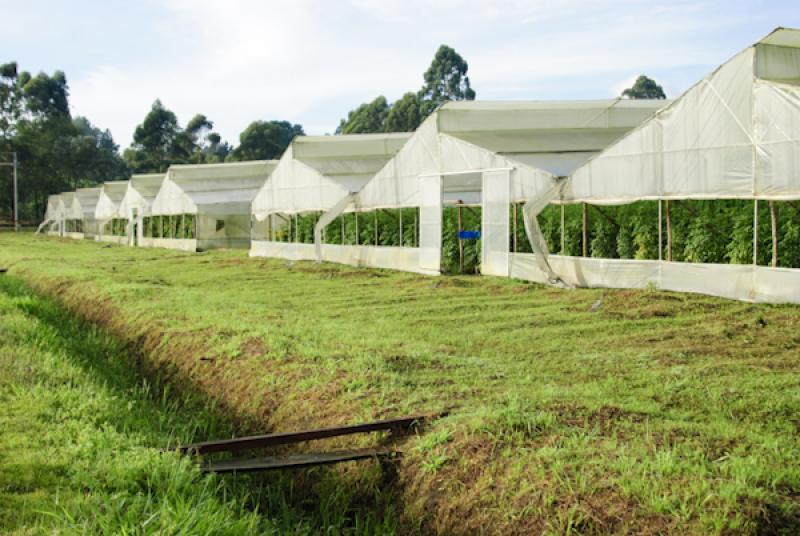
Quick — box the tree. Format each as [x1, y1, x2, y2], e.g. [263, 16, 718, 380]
[385, 92, 422, 132]
[418, 45, 476, 116]
[335, 44, 476, 134]
[231, 120, 303, 161]
[0, 61, 127, 220]
[124, 100, 182, 172]
[336, 96, 390, 134]
[621, 75, 667, 99]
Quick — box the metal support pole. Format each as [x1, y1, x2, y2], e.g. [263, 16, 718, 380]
[341, 214, 345, 244]
[582, 203, 589, 257]
[658, 200, 663, 261]
[770, 201, 778, 268]
[399, 209, 404, 247]
[413, 208, 418, 248]
[13, 152, 18, 232]
[374, 210, 378, 246]
[753, 200, 759, 265]
[354, 211, 359, 246]
[512, 202, 518, 253]
[560, 204, 565, 254]
[457, 204, 464, 272]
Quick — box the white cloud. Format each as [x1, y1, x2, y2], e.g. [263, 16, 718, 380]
[65, 0, 797, 146]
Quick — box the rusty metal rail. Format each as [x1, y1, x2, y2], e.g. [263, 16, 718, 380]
[179, 415, 425, 456]
[202, 447, 398, 473]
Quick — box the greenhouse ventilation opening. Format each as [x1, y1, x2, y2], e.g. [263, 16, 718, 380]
[148, 160, 277, 252]
[513, 27, 800, 304]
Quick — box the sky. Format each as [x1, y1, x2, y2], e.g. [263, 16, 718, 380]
[3, 0, 799, 148]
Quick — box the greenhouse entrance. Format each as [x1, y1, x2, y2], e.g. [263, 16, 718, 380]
[441, 173, 483, 274]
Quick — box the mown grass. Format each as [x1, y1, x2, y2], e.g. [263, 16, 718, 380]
[1, 233, 800, 534]
[0, 273, 396, 534]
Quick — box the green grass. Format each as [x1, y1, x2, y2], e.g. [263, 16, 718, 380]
[1, 233, 800, 534]
[0, 274, 396, 534]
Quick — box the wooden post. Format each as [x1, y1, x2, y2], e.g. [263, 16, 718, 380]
[457, 204, 464, 272]
[582, 203, 589, 257]
[560, 204, 565, 254]
[512, 203, 518, 253]
[399, 209, 404, 247]
[354, 212, 359, 246]
[341, 214, 346, 244]
[666, 200, 673, 262]
[413, 208, 418, 247]
[374, 211, 379, 246]
[753, 200, 759, 265]
[658, 200, 663, 261]
[770, 201, 778, 268]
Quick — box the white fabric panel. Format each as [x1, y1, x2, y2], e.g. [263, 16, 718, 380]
[45, 195, 62, 221]
[75, 188, 101, 219]
[151, 176, 196, 215]
[119, 174, 164, 219]
[754, 81, 800, 196]
[147, 238, 198, 252]
[95, 181, 128, 221]
[756, 44, 800, 84]
[355, 117, 440, 210]
[418, 174, 442, 273]
[250, 241, 427, 274]
[481, 170, 510, 276]
[510, 254, 800, 304]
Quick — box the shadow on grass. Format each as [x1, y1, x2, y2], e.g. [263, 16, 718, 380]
[0, 275, 400, 535]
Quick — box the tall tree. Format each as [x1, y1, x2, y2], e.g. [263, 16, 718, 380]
[621, 75, 667, 99]
[336, 96, 390, 134]
[1, 62, 127, 220]
[418, 45, 476, 116]
[385, 92, 422, 132]
[335, 44, 476, 134]
[123, 100, 182, 172]
[230, 120, 304, 161]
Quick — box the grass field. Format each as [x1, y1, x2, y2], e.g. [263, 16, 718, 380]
[1, 233, 799, 534]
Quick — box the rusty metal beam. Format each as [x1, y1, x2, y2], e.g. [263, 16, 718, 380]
[202, 448, 398, 473]
[179, 415, 425, 455]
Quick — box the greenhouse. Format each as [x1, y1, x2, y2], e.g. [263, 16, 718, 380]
[509, 27, 800, 303]
[148, 160, 277, 252]
[283, 99, 666, 275]
[95, 181, 129, 244]
[250, 133, 412, 262]
[40, 194, 63, 236]
[117, 173, 165, 247]
[58, 188, 101, 239]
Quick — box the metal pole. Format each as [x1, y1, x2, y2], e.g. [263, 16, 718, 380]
[399, 209, 404, 247]
[770, 201, 778, 268]
[512, 202, 518, 253]
[354, 211, 359, 246]
[753, 200, 759, 266]
[560, 204, 565, 254]
[582, 203, 588, 257]
[13, 152, 18, 232]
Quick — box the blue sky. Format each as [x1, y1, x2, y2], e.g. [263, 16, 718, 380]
[3, 0, 799, 148]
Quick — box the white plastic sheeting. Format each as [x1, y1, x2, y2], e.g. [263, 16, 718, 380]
[566, 28, 800, 203]
[118, 173, 164, 219]
[541, 27, 800, 303]
[152, 160, 277, 216]
[95, 181, 128, 222]
[510, 254, 800, 304]
[251, 133, 411, 219]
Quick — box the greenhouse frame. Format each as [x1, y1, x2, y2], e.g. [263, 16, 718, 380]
[41, 194, 63, 236]
[512, 27, 800, 303]
[95, 181, 129, 244]
[148, 160, 277, 252]
[257, 99, 665, 275]
[250, 133, 412, 263]
[118, 173, 165, 247]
